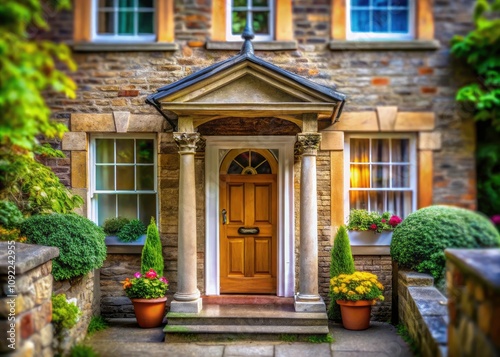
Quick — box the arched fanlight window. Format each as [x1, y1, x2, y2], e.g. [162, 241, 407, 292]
[227, 150, 273, 175]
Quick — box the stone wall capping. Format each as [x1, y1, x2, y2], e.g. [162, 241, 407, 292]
[398, 270, 434, 286]
[206, 41, 298, 51]
[62, 132, 87, 151]
[0, 242, 59, 275]
[71, 42, 179, 52]
[445, 248, 500, 293]
[328, 40, 441, 51]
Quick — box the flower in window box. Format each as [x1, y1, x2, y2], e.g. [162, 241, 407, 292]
[347, 209, 403, 233]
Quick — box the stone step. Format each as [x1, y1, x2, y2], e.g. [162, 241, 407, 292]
[164, 324, 329, 335]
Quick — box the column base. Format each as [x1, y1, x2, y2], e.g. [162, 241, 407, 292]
[294, 295, 326, 313]
[169, 298, 203, 313]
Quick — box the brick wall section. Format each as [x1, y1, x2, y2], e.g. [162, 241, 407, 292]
[446, 249, 500, 357]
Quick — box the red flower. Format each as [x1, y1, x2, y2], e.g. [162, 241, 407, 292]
[370, 224, 377, 231]
[381, 219, 386, 223]
[389, 215, 403, 227]
[145, 269, 157, 279]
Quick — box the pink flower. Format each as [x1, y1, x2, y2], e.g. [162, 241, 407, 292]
[491, 215, 500, 225]
[370, 224, 377, 231]
[389, 215, 403, 227]
[134, 272, 142, 278]
[145, 269, 157, 279]
[381, 219, 386, 223]
[160, 277, 168, 284]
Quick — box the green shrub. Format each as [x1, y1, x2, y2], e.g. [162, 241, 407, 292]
[52, 294, 81, 334]
[391, 205, 500, 282]
[102, 216, 130, 236]
[69, 344, 99, 357]
[21, 214, 107, 280]
[328, 225, 355, 321]
[87, 316, 108, 335]
[141, 217, 164, 277]
[117, 219, 146, 242]
[0, 200, 24, 229]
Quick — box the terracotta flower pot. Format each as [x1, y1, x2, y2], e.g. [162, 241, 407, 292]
[131, 297, 167, 328]
[336, 299, 373, 330]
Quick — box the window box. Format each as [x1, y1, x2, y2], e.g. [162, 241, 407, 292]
[105, 235, 146, 254]
[348, 230, 393, 246]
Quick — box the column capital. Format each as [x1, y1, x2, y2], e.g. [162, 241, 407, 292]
[296, 133, 322, 155]
[174, 132, 200, 154]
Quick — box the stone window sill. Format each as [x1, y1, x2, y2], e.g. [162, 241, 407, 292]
[206, 41, 298, 51]
[71, 42, 179, 52]
[105, 235, 145, 254]
[329, 40, 440, 51]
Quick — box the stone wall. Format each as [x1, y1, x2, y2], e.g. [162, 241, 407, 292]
[397, 270, 448, 357]
[52, 270, 99, 355]
[0, 243, 58, 357]
[446, 249, 500, 357]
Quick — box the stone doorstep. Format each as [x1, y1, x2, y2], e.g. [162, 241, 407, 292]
[202, 295, 295, 305]
[164, 324, 329, 335]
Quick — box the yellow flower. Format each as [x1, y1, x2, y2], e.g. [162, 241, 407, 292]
[122, 278, 132, 289]
[333, 287, 339, 294]
[347, 291, 355, 296]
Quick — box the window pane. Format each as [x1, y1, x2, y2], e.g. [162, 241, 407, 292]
[387, 191, 412, 217]
[228, 161, 243, 174]
[119, 0, 134, 8]
[372, 165, 390, 188]
[392, 165, 410, 187]
[373, 10, 389, 32]
[96, 166, 115, 190]
[97, 194, 116, 226]
[235, 152, 249, 167]
[116, 139, 134, 163]
[369, 191, 385, 213]
[351, 10, 370, 32]
[253, 12, 269, 34]
[350, 164, 370, 188]
[233, 0, 248, 7]
[372, 139, 389, 162]
[390, 10, 408, 32]
[232, 11, 247, 34]
[373, 0, 389, 7]
[139, 0, 154, 7]
[138, 11, 154, 33]
[118, 194, 138, 219]
[256, 162, 271, 174]
[349, 191, 368, 210]
[351, 0, 369, 6]
[392, 139, 409, 162]
[350, 139, 369, 162]
[96, 139, 114, 163]
[99, 0, 114, 8]
[98, 11, 115, 34]
[252, 0, 268, 6]
[390, 0, 408, 6]
[137, 139, 154, 163]
[118, 11, 134, 34]
[139, 194, 157, 224]
[116, 166, 135, 190]
[137, 166, 155, 190]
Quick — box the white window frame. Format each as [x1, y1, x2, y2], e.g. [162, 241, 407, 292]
[226, 0, 275, 41]
[343, 133, 417, 221]
[91, 0, 156, 42]
[89, 133, 158, 227]
[346, 0, 415, 40]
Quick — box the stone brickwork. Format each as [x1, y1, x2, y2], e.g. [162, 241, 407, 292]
[398, 270, 448, 357]
[446, 249, 500, 357]
[0, 243, 58, 357]
[52, 270, 99, 355]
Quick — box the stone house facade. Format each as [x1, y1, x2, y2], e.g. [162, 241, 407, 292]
[43, 0, 475, 319]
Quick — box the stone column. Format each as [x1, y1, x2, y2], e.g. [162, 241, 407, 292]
[170, 132, 202, 313]
[294, 133, 326, 312]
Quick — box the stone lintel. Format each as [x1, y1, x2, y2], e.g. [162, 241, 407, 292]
[62, 132, 87, 151]
[294, 296, 326, 313]
[169, 298, 203, 313]
[0, 243, 59, 275]
[376, 106, 398, 131]
[71, 113, 164, 132]
[419, 132, 442, 151]
[320, 131, 343, 151]
[113, 111, 130, 133]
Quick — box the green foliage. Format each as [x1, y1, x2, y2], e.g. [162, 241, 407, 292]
[117, 219, 146, 243]
[141, 217, 164, 276]
[102, 216, 130, 236]
[69, 344, 100, 357]
[306, 334, 334, 344]
[396, 324, 420, 356]
[0, 147, 83, 215]
[21, 214, 107, 280]
[123, 269, 169, 299]
[0, 200, 24, 228]
[51, 294, 81, 334]
[328, 226, 355, 321]
[391, 205, 500, 282]
[346, 209, 402, 233]
[279, 334, 298, 342]
[0, 0, 75, 151]
[87, 316, 108, 335]
[451, 0, 500, 130]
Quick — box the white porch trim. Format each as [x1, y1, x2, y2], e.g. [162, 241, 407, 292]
[205, 136, 296, 297]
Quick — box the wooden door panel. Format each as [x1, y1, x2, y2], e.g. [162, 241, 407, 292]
[254, 184, 272, 222]
[254, 237, 271, 274]
[228, 184, 245, 224]
[227, 238, 245, 275]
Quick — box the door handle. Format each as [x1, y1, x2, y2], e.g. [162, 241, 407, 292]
[221, 209, 227, 224]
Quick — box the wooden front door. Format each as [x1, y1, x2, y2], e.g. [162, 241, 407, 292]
[219, 150, 277, 294]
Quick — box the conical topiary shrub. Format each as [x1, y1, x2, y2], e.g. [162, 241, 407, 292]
[328, 225, 355, 321]
[141, 217, 164, 277]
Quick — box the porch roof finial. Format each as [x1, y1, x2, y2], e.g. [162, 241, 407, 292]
[240, 21, 255, 55]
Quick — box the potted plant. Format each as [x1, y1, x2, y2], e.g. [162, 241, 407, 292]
[330, 271, 384, 330]
[122, 269, 169, 328]
[346, 209, 402, 246]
